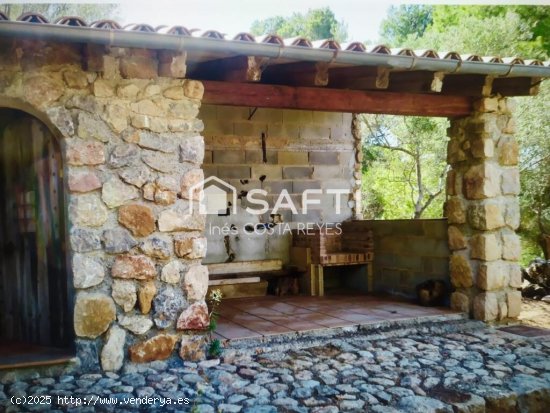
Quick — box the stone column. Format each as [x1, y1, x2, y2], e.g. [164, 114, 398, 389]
[446, 97, 522, 321]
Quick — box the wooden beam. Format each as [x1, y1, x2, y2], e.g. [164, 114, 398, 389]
[491, 77, 541, 96]
[329, 66, 389, 89]
[261, 62, 330, 87]
[388, 70, 445, 93]
[201, 80, 473, 117]
[187, 55, 269, 82]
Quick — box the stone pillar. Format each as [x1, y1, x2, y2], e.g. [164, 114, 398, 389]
[446, 97, 522, 321]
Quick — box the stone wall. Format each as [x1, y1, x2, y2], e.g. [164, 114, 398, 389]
[446, 97, 522, 321]
[343, 219, 450, 298]
[200, 104, 358, 264]
[0, 39, 209, 371]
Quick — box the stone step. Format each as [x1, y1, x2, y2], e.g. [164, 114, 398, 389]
[222, 313, 479, 354]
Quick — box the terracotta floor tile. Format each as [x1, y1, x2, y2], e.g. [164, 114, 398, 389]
[328, 310, 386, 324]
[240, 319, 294, 336]
[267, 315, 326, 332]
[299, 313, 355, 328]
[214, 294, 459, 340]
[215, 318, 262, 340]
[266, 302, 314, 315]
[242, 307, 286, 317]
[223, 313, 262, 323]
[344, 307, 392, 316]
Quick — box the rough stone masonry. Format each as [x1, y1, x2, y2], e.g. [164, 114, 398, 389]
[0, 40, 210, 371]
[446, 96, 522, 321]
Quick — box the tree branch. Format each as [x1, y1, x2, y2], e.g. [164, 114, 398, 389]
[521, 153, 550, 172]
[376, 143, 415, 157]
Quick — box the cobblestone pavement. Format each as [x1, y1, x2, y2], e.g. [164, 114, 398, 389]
[2, 319, 550, 412]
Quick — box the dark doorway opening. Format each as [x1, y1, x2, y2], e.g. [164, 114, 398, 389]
[0, 109, 73, 369]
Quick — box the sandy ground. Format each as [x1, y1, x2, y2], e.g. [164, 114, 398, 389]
[518, 298, 550, 329]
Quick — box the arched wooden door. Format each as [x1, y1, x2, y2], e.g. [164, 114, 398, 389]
[0, 109, 72, 356]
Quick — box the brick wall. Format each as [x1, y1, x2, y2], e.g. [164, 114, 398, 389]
[346, 219, 450, 298]
[200, 105, 356, 264]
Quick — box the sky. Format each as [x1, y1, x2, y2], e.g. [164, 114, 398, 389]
[118, 0, 391, 42]
[116, 0, 550, 43]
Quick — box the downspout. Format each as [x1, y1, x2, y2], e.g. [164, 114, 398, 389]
[1, 21, 550, 78]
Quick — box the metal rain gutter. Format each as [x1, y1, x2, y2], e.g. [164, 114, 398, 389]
[1, 21, 550, 78]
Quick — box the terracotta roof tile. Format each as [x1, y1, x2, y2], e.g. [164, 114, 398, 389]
[17, 12, 48, 23]
[343, 42, 366, 52]
[155, 25, 191, 35]
[257, 34, 284, 45]
[55, 16, 88, 27]
[442, 51, 461, 61]
[284, 37, 313, 47]
[370, 45, 391, 54]
[232, 32, 255, 42]
[89, 19, 121, 29]
[312, 39, 340, 50]
[391, 48, 415, 56]
[124, 23, 156, 32]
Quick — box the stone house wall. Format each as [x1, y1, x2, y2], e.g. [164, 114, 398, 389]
[0, 39, 209, 371]
[199, 105, 359, 264]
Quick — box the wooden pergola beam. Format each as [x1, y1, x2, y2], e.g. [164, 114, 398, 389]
[201, 81, 473, 117]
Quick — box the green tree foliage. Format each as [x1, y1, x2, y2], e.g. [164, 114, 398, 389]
[361, 115, 448, 220]
[516, 82, 550, 262]
[1, 3, 119, 23]
[405, 12, 533, 58]
[380, 4, 550, 59]
[379, 5, 433, 45]
[250, 7, 348, 42]
[431, 5, 550, 57]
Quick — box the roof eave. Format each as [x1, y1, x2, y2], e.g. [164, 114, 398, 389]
[1, 21, 550, 79]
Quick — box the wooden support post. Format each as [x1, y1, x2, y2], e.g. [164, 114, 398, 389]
[309, 264, 318, 296]
[317, 265, 325, 297]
